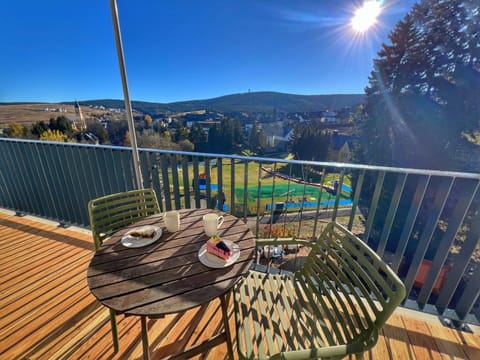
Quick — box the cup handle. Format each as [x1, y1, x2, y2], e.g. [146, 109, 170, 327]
[217, 216, 224, 229]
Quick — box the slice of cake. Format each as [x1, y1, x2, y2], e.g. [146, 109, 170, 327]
[128, 227, 156, 238]
[206, 235, 232, 261]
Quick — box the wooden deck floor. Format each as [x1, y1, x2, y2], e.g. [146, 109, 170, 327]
[1, 211, 479, 360]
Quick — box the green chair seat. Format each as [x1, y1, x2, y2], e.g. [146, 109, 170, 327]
[88, 188, 160, 352]
[233, 222, 406, 360]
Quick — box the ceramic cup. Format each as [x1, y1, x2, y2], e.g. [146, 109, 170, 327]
[203, 213, 224, 237]
[163, 210, 180, 232]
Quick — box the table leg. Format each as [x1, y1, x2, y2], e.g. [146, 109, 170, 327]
[141, 316, 150, 360]
[220, 293, 234, 360]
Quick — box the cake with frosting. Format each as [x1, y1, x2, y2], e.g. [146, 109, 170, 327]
[206, 235, 232, 260]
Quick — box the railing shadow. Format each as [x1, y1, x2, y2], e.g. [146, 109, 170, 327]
[0, 217, 93, 251]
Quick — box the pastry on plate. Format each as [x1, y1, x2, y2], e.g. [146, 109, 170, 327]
[128, 227, 156, 238]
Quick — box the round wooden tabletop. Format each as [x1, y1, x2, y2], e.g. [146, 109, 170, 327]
[87, 208, 255, 316]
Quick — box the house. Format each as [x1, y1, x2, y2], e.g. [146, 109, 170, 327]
[261, 122, 294, 149]
[330, 132, 356, 162]
[321, 111, 337, 123]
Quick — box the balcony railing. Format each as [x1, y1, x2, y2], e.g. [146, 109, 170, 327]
[0, 137, 479, 328]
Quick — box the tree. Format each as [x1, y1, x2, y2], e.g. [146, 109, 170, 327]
[178, 139, 194, 152]
[31, 121, 49, 137]
[353, 0, 480, 259]
[39, 129, 69, 142]
[188, 124, 208, 152]
[49, 115, 73, 134]
[124, 131, 131, 147]
[137, 129, 179, 150]
[7, 123, 28, 138]
[233, 119, 245, 149]
[289, 122, 331, 161]
[174, 125, 189, 142]
[207, 124, 222, 152]
[85, 120, 109, 144]
[357, 1, 480, 170]
[107, 120, 129, 145]
[144, 114, 153, 129]
[248, 123, 266, 154]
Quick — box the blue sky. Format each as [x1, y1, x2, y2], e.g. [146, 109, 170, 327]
[1, 0, 417, 103]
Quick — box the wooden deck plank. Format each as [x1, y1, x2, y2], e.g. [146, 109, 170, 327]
[428, 322, 469, 359]
[0, 253, 91, 306]
[402, 315, 443, 359]
[0, 213, 479, 360]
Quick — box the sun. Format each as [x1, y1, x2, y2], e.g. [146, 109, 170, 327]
[351, 1, 382, 33]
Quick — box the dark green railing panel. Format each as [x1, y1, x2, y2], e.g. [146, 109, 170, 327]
[159, 153, 172, 211]
[297, 165, 309, 232]
[69, 146, 92, 225]
[192, 157, 201, 208]
[348, 169, 365, 230]
[419, 179, 479, 304]
[139, 151, 150, 190]
[205, 158, 211, 209]
[170, 155, 181, 210]
[362, 171, 385, 242]
[242, 160, 248, 221]
[151, 160, 163, 212]
[392, 175, 430, 271]
[1, 141, 28, 212]
[9, 141, 35, 214]
[437, 198, 480, 311]
[312, 167, 327, 238]
[267, 162, 277, 237]
[0, 139, 140, 225]
[217, 157, 223, 211]
[403, 177, 454, 296]
[439, 208, 480, 319]
[376, 173, 407, 257]
[230, 158, 235, 215]
[331, 169, 345, 222]
[110, 147, 129, 193]
[255, 161, 263, 237]
[181, 157, 191, 209]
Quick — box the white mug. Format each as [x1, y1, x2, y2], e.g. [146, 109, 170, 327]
[163, 210, 180, 232]
[203, 213, 224, 237]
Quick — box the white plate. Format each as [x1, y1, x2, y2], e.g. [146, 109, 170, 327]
[198, 240, 240, 268]
[121, 225, 162, 248]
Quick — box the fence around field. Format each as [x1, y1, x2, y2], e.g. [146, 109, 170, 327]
[0, 137, 479, 327]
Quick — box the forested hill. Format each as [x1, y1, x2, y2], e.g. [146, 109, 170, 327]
[70, 92, 365, 114]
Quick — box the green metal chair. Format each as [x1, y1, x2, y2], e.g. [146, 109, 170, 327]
[233, 222, 406, 360]
[88, 188, 160, 352]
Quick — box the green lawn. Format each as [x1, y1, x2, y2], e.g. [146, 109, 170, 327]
[165, 156, 351, 215]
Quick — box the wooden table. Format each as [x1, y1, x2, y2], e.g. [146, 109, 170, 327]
[87, 208, 255, 359]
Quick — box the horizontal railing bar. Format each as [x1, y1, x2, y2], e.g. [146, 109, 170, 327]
[2, 138, 479, 180]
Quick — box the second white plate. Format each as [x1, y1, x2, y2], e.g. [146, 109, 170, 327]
[198, 240, 240, 268]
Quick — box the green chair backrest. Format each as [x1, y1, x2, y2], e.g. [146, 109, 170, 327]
[88, 189, 160, 250]
[297, 222, 406, 338]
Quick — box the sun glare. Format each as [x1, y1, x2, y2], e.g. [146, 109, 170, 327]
[351, 1, 382, 33]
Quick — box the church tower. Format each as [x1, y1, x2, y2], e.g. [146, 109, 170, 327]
[74, 100, 86, 131]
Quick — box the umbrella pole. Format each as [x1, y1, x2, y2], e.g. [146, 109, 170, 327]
[109, 0, 143, 190]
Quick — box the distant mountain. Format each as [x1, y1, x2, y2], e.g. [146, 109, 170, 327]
[71, 92, 365, 114]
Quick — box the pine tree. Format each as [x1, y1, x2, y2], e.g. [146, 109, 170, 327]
[358, 3, 479, 169]
[188, 124, 208, 152]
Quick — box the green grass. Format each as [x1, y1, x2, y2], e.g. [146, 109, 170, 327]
[165, 156, 351, 215]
